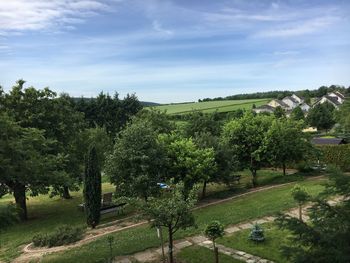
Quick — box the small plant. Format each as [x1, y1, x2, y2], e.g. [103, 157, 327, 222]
[0, 203, 20, 229]
[249, 223, 265, 242]
[205, 220, 225, 263]
[32, 225, 85, 247]
[107, 235, 114, 263]
[291, 184, 310, 221]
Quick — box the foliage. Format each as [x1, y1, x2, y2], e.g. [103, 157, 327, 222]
[306, 102, 335, 131]
[84, 146, 102, 228]
[290, 106, 305, 121]
[204, 220, 225, 248]
[276, 168, 350, 263]
[222, 113, 272, 187]
[249, 223, 265, 242]
[135, 108, 175, 133]
[317, 145, 350, 171]
[0, 204, 20, 229]
[274, 106, 285, 118]
[105, 119, 164, 201]
[32, 225, 84, 247]
[141, 183, 197, 263]
[336, 99, 350, 135]
[184, 111, 220, 137]
[291, 184, 310, 205]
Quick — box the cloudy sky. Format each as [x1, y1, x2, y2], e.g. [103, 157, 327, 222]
[1, 0, 349, 103]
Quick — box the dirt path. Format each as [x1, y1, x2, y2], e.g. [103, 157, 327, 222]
[13, 175, 325, 263]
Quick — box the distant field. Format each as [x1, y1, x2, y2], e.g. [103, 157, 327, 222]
[149, 99, 270, 114]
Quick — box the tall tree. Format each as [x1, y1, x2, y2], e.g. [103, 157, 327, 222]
[336, 100, 350, 135]
[307, 103, 335, 131]
[141, 183, 197, 263]
[290, 106, 305, 121]
[222, 113, 272, 187]
[274, 106, 286, 119]
[84, 146, 101, 228]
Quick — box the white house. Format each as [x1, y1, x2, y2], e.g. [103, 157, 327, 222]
[314, 95, 342, 109]
[300, 102, 311, 112]
[328, 91, 345, 104]
[268, 99, 289, 109]
[282, 96, 299, 109]
[253, 105, 275, 114]
[291, 94, 304, 104]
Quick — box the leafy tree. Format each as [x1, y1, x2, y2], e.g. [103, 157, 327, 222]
[336, 100, 350, 135]
[84, 146, 101, 228]
[185, 111, 220, 137]
[205, 220, 225, 263]
[291, 184, 310, 221]
[0, 113, 63, 220]
[105, 120, 164, 201]
[263, 119, 310, 175]
[307, 103, 335, 131]
[133, 109, 175, 134]
[222, 113, 272, 187]
[160, 134, 216, 197]
[290, 106, 305, 121]
[141, 183, 197, 263]
[274, 106, 286, 118]
[276, 168, 350, 262]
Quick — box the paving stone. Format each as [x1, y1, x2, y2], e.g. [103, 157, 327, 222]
[238, 223, 253, 229]
[155, 246, 168, 255]
[235, 251, 246, 256]
[190, 235, 207, 244]
[114, 258, 132, 263]
[202, 240, 213, 245]
[255, 219, 268, 224]
[225, 226, 241, 233]
[174, 240, 192, 249]
[247, 259, 257, 263]
[133, 250, 159, 262]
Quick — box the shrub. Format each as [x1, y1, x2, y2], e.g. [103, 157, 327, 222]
[32, 225, 85, 247]
[318, 145, 350, 171]
[249, 223, 265, 242]
[0, 203, 20, 229]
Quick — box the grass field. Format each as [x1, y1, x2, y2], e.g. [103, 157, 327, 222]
[40, 179, 325, 263]
[150, 99, 270, 115]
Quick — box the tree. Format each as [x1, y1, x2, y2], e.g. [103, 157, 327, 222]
[105, 120, 164, 201]
[0, 113, 63, 220]
[249, 224, 265, 242]
[185, 111, 220, 138]
[290, 106, 305, 121]
[222, 113, 272, 187]
[133, 109, 175, 134]
[84, 146, 101, 228]
[336, 100, 350, 135]
[205, 221, 225, 263]
[263, 119, 310, 176]
[274, 106, 286, 118]
[306, 103, 335, 131]
[141, 183, 197, 263]
[276, 168, 350, 262]
[291, 184, 310, 221]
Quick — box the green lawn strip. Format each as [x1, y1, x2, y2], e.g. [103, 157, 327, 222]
[217, 223, 291, 263]
[177, 245, 243, 263]
[40, 180, 324, 263]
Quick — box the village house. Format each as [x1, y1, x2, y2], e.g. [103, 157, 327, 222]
[313, 91, 345, 109]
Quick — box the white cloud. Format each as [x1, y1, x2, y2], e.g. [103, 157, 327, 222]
[152, 20, 173, 36]
[0, 0, 111, 33]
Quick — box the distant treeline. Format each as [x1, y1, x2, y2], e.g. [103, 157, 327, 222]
[199, 85, 350, 102]
[72, 97, 160, 107]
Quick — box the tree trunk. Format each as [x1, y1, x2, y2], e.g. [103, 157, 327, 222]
[62, 186, 71, 199]
[251, 169, 257, 187]
[214, 247, 219, 263]
[168, 226, 174, 263]
[283, 163, 286, 176]
[202, 180, 207, 199]
[13, 183, 27, 220]
[299, 204, 303, 222]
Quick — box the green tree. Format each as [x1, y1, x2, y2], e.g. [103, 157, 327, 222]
[222, 113, 272, 187]
[290, 106, 305, 121]
[205, 221, 225, 263]
[133, 109, 175, 134]
[84, 146, 101, 228]
[141, 183, 197, 263]
[276, 168, 350, 262]
[336, 100, 350, 135]
[263, 119, 309, 176]
[185, 111, 220, 137]
[105, 120, 164, 201]
[307, 103, 335, 131]
[291, 184, 310, 221]
[274, 106, 286, 118]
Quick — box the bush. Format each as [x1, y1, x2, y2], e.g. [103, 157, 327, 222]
[0, 203, 20, 229]
[318, 145, 350, 171]
[249, 223, 265, 242]
[32, 225, 85, 247]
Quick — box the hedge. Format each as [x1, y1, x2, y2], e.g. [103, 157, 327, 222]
[318, 145, 350, 171]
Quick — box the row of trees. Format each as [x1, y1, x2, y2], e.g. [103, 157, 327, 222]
[0, 80, 142, 220]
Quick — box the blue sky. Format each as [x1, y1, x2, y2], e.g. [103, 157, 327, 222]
[1, 0, 349, 103]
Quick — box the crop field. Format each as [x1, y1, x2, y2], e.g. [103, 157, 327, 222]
[149, 99, 270, 114]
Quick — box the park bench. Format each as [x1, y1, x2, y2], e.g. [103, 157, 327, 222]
[78, 192, 126, 215]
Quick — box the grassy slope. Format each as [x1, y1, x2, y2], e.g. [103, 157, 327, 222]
[218, 223, 291, 262]
[150, 99, 270, 114]
[41, 179, 325, 263]
[177, 245, 243, 263]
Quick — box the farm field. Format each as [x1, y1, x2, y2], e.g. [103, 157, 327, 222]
[150, 99, 270, 114]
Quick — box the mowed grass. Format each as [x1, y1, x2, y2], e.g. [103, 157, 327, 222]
[177, 245, 243, 263]
[41, 179, 325, 263]
[150, 99, 270, 115]
[217, 223, 291, 262]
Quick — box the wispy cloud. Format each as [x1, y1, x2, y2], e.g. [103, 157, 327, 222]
[152, 20, 173, 36]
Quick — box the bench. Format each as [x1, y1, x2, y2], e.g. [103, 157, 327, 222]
[78, 192, 127, 215]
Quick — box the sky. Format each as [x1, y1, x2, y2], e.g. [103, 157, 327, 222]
[0, 0, 350, 103]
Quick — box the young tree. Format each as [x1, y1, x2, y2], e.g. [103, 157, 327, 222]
[84, 146, 101, 228]
[274, 106, 286, 119]
[141, 183, 197, 263]
[306, 103, 335, 131]
[222, 113, 272, 187]
[105, 120, 164, 201]
[336, 100, 350, 135]
[276, 168, 350, 262]
[291, 184, 310, 221]
[205, 221, 225, 263]
[263, 119, 309, 176]
[290, 106, 305, 121]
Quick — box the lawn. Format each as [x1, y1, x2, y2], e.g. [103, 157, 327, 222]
[150, 99, 270, 115]
[217, 223, 291, 263]
[40, 179, 325, 263]
[177, 245, 243, 263]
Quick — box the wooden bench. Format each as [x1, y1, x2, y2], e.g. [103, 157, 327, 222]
[78, 192, 126, 215]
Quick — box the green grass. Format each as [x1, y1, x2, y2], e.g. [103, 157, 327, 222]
[218, 223, 291, 262]
[177, 245, 243, 263]
[150, 99, 270, 115]
[40, 179, 325, 263]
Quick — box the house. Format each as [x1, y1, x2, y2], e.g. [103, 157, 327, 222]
[282, 96, 299, 109]
[300, 102, 311, 112]
[291, 94, 304, 104]
[253, 105, 275, 114]
[314, 95, 342, 109]
[268, 99, 289, 109]
[311, 137, 347, 145]
[328, 91, 345, 104]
